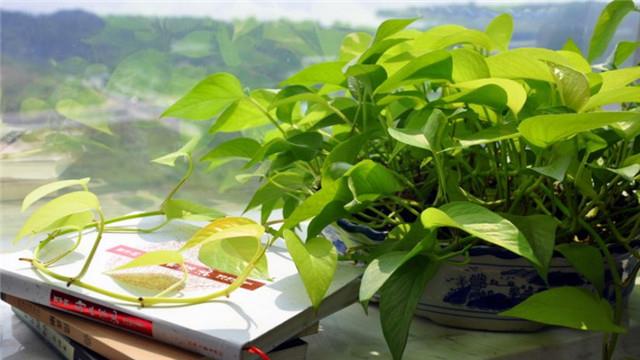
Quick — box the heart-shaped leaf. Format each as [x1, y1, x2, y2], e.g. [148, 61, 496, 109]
[283, 230, 337, 309]
[22, 178, 90, 212]
[199, 236, 269, 279]
[161, 73, 244, 120]
[500, 287, 625, 333]
[16, 191, 100, 242]
[181, 217, 263, 250]
[421, 201, 539, 267]
[109, 250, 184, 272]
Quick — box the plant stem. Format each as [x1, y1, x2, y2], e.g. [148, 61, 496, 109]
[161, 154, 194, 206]
[67, 211, 106, 286]
[246, 96, 286, 135]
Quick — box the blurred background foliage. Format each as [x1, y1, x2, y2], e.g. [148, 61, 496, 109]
[0, 2, 638, 234]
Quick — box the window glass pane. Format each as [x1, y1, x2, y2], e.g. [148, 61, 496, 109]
[1, 1, 638, 243]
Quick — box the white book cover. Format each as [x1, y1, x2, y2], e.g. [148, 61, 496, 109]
[0, 216, 361, 360]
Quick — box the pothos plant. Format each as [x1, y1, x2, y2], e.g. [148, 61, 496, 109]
[13, 1, 640, 359]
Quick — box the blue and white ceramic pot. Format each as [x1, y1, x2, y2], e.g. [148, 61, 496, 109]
[323, 220, 640, 332]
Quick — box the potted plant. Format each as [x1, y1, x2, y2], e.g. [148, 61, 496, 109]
[12, 1, 640, 359]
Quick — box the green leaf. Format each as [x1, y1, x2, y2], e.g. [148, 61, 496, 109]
[375, 50, 452, 93]
[346, 64, 388, 94]
[359, 38, 409, 65]
[321, 133, 367, 184]
[161, 73, 244, 120]
[199, 236, 268, 279]
[152, 135, 200, 167]
[599, 67, 640, 92]
[549, 63, 590, 111]
[339, 32, 372, 62]
[531, 141, 576, 181]
[281, 61, 347, 87]
[180, 217, 263, 250]
[500, 287, 624, 333]
[283, 178, 351, 230]
[602, 164, 640, 181]
[442, 84, 508, 113]
[283, 230, 337, 309]
[556, 244, 604, 293]
[388, 109, 447, 152]
[562, 38, 583, 55]
[379, 255, 439, 360]
[162, 199, 224, 221]
[455, 124, 519, 149]
[485, 13, 513, 52]
[450, 48, 490, 83]
[110, 250, 184, 271]
[346, 160, 403, 202]
[373, 18, 418, 43]
[421, 202, 540, 267]
[359, 231, 436, 306]
[42, 211, 94, 233]
[16, 191, 99, 242]
[581, 87, 640, 112]
[22, 178, 90, 212]
[518, 112, 640, 148]
[431, 29, 496, 51]
[209, 90, 275, 133]
[611, 41, 640, 67]
[503, 214, 558, 280]
[588, 0, 637, 62]
[244, 171, 308, 211]
[450, 78, 527, 114]
[486, 51, 554, 82]
[201, 137, 261, 167]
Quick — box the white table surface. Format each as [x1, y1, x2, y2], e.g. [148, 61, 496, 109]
[2, 280, 639, 360]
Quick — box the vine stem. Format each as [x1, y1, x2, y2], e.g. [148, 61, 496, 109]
[161, 154, 194, 206]
[245, 96, 286, 135]
[26, 236, 271, 307]
[66, 211, 106, 286]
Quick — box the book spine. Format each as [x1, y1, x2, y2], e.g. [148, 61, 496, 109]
[0, 270, 242, 360]
[5, 294, 131, 360]
[12, 307, 105, 360]
[13, 307, 76, 360]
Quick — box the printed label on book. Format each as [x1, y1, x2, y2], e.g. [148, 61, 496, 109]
[50, 289, 153, 336]
[107, 245, 265, 290]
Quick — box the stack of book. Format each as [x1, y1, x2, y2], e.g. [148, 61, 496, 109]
[1, 218, 362, 359]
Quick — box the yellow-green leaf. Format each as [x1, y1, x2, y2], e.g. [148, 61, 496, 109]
[549, 63, 590, 111]
[283, 230, 337, 309]
[110, 250, 184, 271]
[599, 67, 640, 92]
[451, 78, 527, 114]
[421, 201, 540, 267]
[161, 73, 244, 120]
[588, 0, 637, 62]
[581, 87, 640, 112]
[22, 178, 90, 212]
[485, 13, 513, 52]
[500, 287, 625, 333]
[518, 112, 640, 148]
[198, 236, 269, 279]
[16, 191, 99, 242]
[180, 217, 263, 250]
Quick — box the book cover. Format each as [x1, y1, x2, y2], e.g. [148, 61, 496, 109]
[1, 217, 361, 359]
